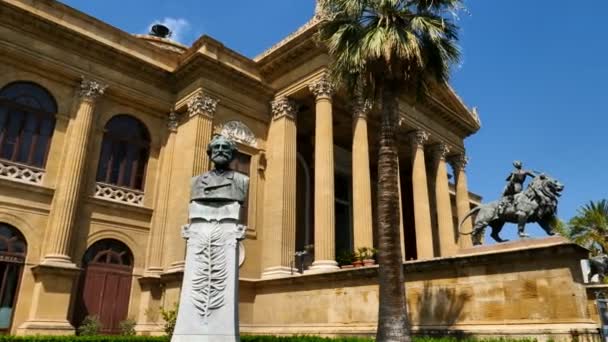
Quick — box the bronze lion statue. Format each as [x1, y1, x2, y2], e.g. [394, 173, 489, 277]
[459, 174, 564, 245]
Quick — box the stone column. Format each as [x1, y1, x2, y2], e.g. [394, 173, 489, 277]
[351, 98, 374, 251]
[43, 78, 107, 265]
[308, 74, 339, 272]
[450, 153, 473, 249]
[165, 93, 219, 273]
[18, 78, 106, 335]
[189, 92, 219, 176]
[432, 143, 457, 257]
[144, 112, 179, 276]
[261, 97, 298, 279]
[409, 130, 434, 259]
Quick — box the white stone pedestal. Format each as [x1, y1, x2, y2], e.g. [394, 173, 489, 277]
[171, 214, 244, 342]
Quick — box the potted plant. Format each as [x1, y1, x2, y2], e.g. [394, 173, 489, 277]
[357, 247, 377, 267]
[336, 250, 355, 269]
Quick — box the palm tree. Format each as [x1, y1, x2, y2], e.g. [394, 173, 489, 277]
[568, 200, 608, 256]
[316, 0, 462, 340]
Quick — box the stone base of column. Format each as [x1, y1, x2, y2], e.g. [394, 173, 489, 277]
[40, 253, 77, 268]
[305, 260, 339, 274]
[16, 319, 75, 336]
[18, 263, 81, 336]
[261, 266, 297, 279]
[165, 261, 185, 274]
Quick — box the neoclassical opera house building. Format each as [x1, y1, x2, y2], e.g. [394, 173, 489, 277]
[0, 0, 601, 339]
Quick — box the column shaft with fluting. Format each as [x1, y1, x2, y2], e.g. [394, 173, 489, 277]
[309, 75, 338, 272]
[352, 99, 374, 250]
[43, 78, 107, 264]
[450, 153, 473, 249]
[433, 143, 457, 257]
[165, 92, 218, 272]
[261, 97, 298, 278]
[190, 93, 218, 176]
[145, 113, 178, 274]
[409, 130, 434, 259]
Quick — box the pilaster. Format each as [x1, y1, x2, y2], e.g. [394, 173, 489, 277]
[261, 97, 298, 278]
[188, 92, 219, 176]
[43, 77, 107, 266]
[144, 112, 179, 276]
[164, 92, 219, 273]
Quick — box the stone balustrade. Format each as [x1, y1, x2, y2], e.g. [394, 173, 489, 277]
[95, 182, 145, 206]
[0, 159, 44, 185]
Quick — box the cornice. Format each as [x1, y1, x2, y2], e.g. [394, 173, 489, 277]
[255, 18, 319, 62]
[2, 0, 178, 69]
[255, 20, 324, 81]
[0, 2, 172, 89]
[174, 52, 274, 100]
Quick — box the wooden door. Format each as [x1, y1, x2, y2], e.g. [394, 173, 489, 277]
[76, 240, 133, 335]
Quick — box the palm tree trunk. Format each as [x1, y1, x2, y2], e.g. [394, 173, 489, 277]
[376, 83, 410, 342]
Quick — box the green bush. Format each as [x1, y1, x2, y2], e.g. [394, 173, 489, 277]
[76, 316, 102, 336]
[118, 318, 136, 336]
[158, 303, 178, 337]
[0, 335, 538, 342]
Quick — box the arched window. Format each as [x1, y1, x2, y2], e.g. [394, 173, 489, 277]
[96, 115, 150, 190]
[0, 82, 57, 168]
[0, 223, 26, 331]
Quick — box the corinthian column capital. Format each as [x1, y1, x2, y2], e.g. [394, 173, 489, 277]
[167, 112, 180, 132]
[79, 77, 107, 101]
[308, 73, 335, 100]
[433, 143, 451, 161]
[409, 130, 430, 148]
[271, 96, 298, 120]
[187, 92, 219, 118]
[353, 96, 372, 120]
[449, 153, 469, 172]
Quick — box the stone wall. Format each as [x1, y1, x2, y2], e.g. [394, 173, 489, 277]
[239, 237, 600, 341]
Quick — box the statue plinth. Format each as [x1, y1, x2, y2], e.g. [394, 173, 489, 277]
[171, 135, 249, 342]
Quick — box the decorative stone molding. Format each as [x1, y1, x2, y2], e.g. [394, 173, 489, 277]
[167, 112, 179, 132]
[409, 130, 430, 148]
[218, 121, 258, 147]
[79, 77, 107, 101]
[449, 153, 469, 172]
[0, 159, 44, 184]
[271, 97, 297, 120]
[433, 143, 451, 161]
[471, 107, 481, 126]
[187, 92, 219, 118]
[95, 182, 144, 206]
[308, 73, 335, 100]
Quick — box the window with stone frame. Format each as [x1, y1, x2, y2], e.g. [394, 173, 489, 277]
[96, 115, 150, 190]
[230, 151, 251, 225]
[0, 82, 57, 168]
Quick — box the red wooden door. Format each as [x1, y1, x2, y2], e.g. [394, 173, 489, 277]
[76, 241, 133, 335]
[81, 264, 132, 334]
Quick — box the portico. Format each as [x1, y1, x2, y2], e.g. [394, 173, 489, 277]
[259, 67, 481, 279]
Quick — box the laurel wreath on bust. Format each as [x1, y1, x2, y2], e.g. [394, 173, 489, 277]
[191, 223, 228, 319]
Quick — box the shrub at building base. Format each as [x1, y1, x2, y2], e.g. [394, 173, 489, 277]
[0, 336, 538, 342]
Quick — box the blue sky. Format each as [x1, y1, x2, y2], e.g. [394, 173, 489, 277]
[60, 0, 608, 242]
